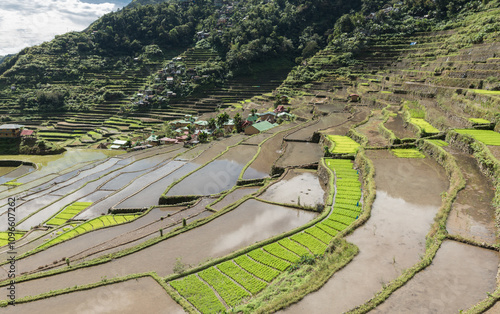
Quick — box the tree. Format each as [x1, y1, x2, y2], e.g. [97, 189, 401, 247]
[207, 117, 216, 130]
[198, 131, 208, 143]
[216, 112, 229, 128]
[233, 113, 243, 133]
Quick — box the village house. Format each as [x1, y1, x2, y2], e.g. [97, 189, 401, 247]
[244, 121, 277, 135]
[110, 139, 128, 150]
[257, 112, 277, 123]
[0, 124, 24, 138]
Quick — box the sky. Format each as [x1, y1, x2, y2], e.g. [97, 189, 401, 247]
[0, 0, 130, 55]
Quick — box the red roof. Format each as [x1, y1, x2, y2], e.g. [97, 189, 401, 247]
[20, 129, 33, 136]
[275, 105, 285, 113]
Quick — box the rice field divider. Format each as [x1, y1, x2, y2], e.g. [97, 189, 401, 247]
[378, 106, 401, 145]
[352, 132, 467, 313]
[238, 120, 308, 181]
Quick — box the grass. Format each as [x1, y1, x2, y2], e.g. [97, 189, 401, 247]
[455, 129, 500, 146]
[326, 135, 360, 154]
[391, 148, 426, 158]
[45, 202, 92, 226]
[472, 89, 500, 95]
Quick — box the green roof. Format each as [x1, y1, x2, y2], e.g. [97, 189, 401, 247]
[247, 115, 259, 122]
[249, 121, 277, 132]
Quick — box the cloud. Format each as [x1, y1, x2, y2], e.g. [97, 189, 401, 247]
[0, 0, 120, 55]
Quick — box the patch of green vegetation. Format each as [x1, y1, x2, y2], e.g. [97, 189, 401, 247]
[170, 275, 227, 314]
[473, 89, 500, 95]
[410, 118, 440, 134]
[468, 117, 491, 124]
[3, 180, 22, 186]
[455, 129, 500, 146]
[0, 232, 25, 247]
[45, 202, 92, 226]
[391, 148, 426, 158]
[326, 135, 360, 155]
[427, 139, 449, 147]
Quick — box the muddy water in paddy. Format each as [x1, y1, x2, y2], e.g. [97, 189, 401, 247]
[283, 151, 448, 314]
[190, 134, 246, 164]
[373, 241, 499, 313]
[0, 167, 16, 176]
[242, 131, 286, 180]
[260, 170, 325, 207]
[2, 206, 186, 277]
[384, 113, 416, 139]
[167, 145, 258, 196]
[3, 277, 185, 314]
[212, 187, 260, 210]
[276, 142, 323, 167]
[321, 109, 370, 136]
[444, 146, 497, 244]
[0, 165, 35, 184]
[8, 199, 317, 300]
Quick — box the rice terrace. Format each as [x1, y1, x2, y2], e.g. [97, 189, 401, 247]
[1, 0, 500, 313]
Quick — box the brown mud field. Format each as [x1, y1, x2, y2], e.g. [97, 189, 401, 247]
[190, 134, 246, 164]
[259, 170, 325, 207]
[5, 199, 317, 300]
[283, 150, 448, 314]
[3, 277, 184, 314]
[242, 131, 286, 180]
[488, 145, 500, 161]
[320, 108, 370, 136]
[444, 146, 497, 245]
[211, 187, 260, 211]
[372, 241, 499, 314]
[286, 113, 350, 141]
[355, 110, 389, 147]
[275, 142, 323, 168]
[384, 113, 416, 139]
[243, 122, 298, 146]
[167, 145, 258, 196]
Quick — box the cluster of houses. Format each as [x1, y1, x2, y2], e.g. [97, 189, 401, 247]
[0, 124, 34, 138]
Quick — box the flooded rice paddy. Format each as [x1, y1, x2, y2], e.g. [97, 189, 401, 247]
[276, 142, 323, 167]
[259, 170, 325, 207]
[242, 131, 286, 179]
[167, 145, 258, 196]
[6, 199, 317, 300]
[3, 277, 184, 314]
[284, 150, 448, 313]
[211, 187, 260, 211]
[372, 241, 498, 313]
[445, 146, 497, 245]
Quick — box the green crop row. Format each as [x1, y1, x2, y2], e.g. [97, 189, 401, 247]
[290, 232, 327, 255]
[326, 135, 360, 154]
[391, 148, 426, 158]
[248, 249, 291, 271]
[322, 217, 349, 232]
[278, 237, 312, 257]
[234, 255, 281, 282]
[409, 118, 440, 134]
[46, 202, 92, 226]
[217, 261, 267, 295]
[328, 214, 355, 226]
[334, 208, 360, 219]
[316, 222, 339, 236]
[455, 129, 500, 146]
[334, 203, 362, 212]
[262, 242, 301, 263]
[304, 226, 334, 244]
[0, 232, 24, 247]
[170, 275, 226, 314]
[468, 118, 491, 124]
[38, 214, 140, 250]
[199, 267, 250, 307]
[427, 139, 449, 147]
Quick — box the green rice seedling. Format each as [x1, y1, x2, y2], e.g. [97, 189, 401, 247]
[455, 129, 500, 146]
[217, 261, 267, 295]
[263, 243, 301, 263]
[316, 223, 339, 236]
[334, 203, 362, 213]
[170, 275, 226, 313]
[46, 202, 92, 226]
[0, 232, 24, 247]
[329, 214, 356, 226]
[322, 219, 348, 232]
[410, 118, 440, 134]
[278, 238, 311, 257]
[326, 135, 360, 154]
[234, 255, 281, 282]
[391, 148, 426, 158]
[290, 232, 327, 255]
[304, 226, 334, 244]
[472, 89, 500, 95]
[428, 139, 449, 147]
[468, 118, 491, 124]
[199, 267, 251, 307]
[247, 249, 291, 271]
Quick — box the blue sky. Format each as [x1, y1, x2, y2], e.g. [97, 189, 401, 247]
[0, 0, 130, 55]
